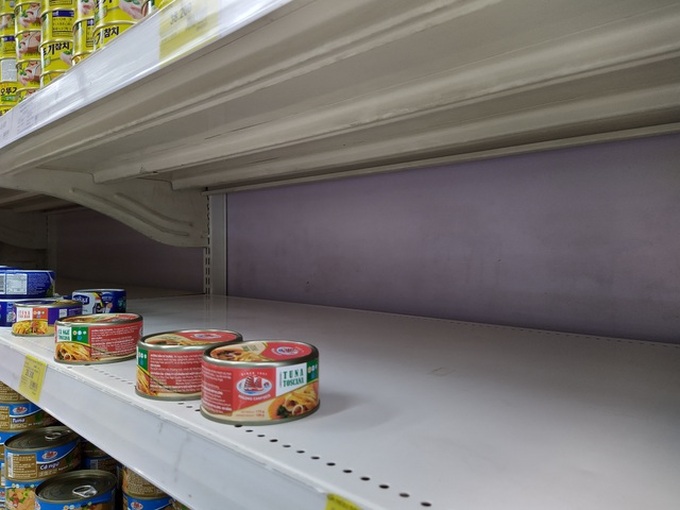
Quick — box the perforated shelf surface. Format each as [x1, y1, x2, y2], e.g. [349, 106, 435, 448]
[1, 295, 679, 509]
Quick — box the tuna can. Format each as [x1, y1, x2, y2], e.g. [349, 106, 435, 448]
[121, 466, 166, 499]
[0, 270, 55, 298]
[15, 29, 40, 59]
[0, 3, 14, 38]
[201, 340, 320, 425]
[93, 0, 141, 50]
[54, 312, 143, 364]
[0, 401, 56, 431]
[39, 68, 62, 85]
[4, 479, 44, 510]
[39, 38, 72, 74]
[75, 0, 92, 23]
[42, 0, 75, 9]
[16, 83, 38, 100]
[14, 2, 41, 32]
[0, 381, 23, 402]
[171, 499, 191, 510]
[12, 299, 82, 336]
[71, 288, 126, 314]
[0, 429, 21, 459]
[4, 426, 81, 482]
[1, 33, 14, 56]
[136, 329, 242, 401]
[71, 17, 92, 62]
[35, 469, 117, 510]
[16, 58, 40, 88]
[81, 441, 118, 475]
[0, 298, 34, 327]
[40, 8, 73, 39]
[122, 492, 172, 510]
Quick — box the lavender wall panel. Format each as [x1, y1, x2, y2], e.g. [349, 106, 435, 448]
[227, 134, 680, 343]
[51, 208, 204, 293]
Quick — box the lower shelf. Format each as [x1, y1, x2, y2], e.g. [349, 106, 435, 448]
[1, 295, 679, 510]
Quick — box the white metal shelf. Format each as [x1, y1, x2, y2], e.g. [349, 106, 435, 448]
[1, 295, 679, 510]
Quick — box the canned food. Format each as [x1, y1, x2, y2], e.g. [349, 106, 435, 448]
[71, 17, 92, 59]
[14, 2, 41, 32]
[40, 39, 72, 72]
[1, 34, 14, 57]
[71, 288, 126, 314]
[41, 0, 75, 8]
[121, 466, 166, 498]
[201, 340, 320, 425]
[81, 441, 118, 475]
[1, 55, 17, 79]
[4, 479, 43, 510]
[39, 68, 61, 85]
[35, 469, 117, 510]
[92, 20, 131, 49]
[16, 84, 38, 100]
[12, 299, 82, 336]
[0, 381, 23, 402]
[123, 492, 172, 510]
[74, 0, 92, 23]
[16, 58, 40, 87]
[171, 499, 191, 510]
[54, 312, 143, 364]
[0, 401, 56, 431]
[40, 9, 73, 39]
[15, 30, 40, 58]
[94, 0, 144, 24]
[0, 11, 14, 38]
[0, 298, 34, 327]
[4, 426, 81, 481]
[141, 0, 157, 16]
[0, 429, 21, 458]
[0, 270, 55, 298]
[136, 329, 242, 401]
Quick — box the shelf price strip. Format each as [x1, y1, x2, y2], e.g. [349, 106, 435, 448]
[326, 494, 362, 510]
[159, 0, 220, 65]
[18, 355, 48, 401]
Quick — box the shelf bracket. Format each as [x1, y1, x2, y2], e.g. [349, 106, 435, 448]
[1, 168, 208, 247]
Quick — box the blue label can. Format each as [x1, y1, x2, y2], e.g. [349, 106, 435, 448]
[35, 470, 117, 510]
[71, 288, 126, 314]
[0, 270, 56, 298]
[123, 492, 172, 510]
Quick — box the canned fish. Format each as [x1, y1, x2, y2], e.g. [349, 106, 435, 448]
[15, 30, 40, 59]
[0, 401, 56, 431]
[0, 381, 23, 402]
[201, 340, 320, 425]
[121, 466, 166, 498]
[39, 68, 62, 85]
[54, 312, 143, 364]
[42, 0, 75, 9]
[14, 2, 41, 32]
[123, 492, 172, 510]
[35, 469, 117, 510]
[81, 441, 118, 475]
[40, 39, 72, 73]
[136, 329, 242, 400]
[40, 8, 73, 39]
[1, 34, 14, 56]
[71, 288, 126, 314]
[94, 0, 143, 24]
[71, 17, 92, 60]
[16, 58, 40, 87]
[0, 429, 21, 458]
[0, 270, 55, 298]
[92, 20, 130, 49]
[0, 298, 34, 327]
[171, 499, 191, 510]
[0, 6, 14, 38]
[4, 426, 81, 481]
[16, 84, 38, 100]
[74, 0, 92, 23]
[12, 299, 82, 336]
[4, 479, 43, 510]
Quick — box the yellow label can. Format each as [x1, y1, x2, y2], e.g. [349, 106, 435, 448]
[0, 34, 14, 57]
[14, 1, 41, 32]
[0, 80, 18, 104]
[92, 19, 131, 49]
[41, 0, 75, 8]
[39, 68, 61, 86]
[0, 12, 15, 37]
[72, 16, 92, 55]
[40, 8, 73, 39]
[74, 0, 92, 23]
[0, 55, 17, 80]
[40, 38, 71, 72]
[15, 29, 41, 60]
[16, 84, 38, 100]
[94, 0, 144, 25]
[16, 58, 40, 86]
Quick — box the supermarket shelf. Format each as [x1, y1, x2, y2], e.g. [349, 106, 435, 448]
[1, 295, 680, 510]
[1, 0, 680, 244]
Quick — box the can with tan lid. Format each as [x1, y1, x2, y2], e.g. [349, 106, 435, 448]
[136, 329, 242, 400]
[201, 340, 320, 425]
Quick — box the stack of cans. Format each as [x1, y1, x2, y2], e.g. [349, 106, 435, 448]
[93, 0, 143, 51]
[14, 0, 41, 100]
[39, 0, 74, 86]
[0, 0, 17, 114]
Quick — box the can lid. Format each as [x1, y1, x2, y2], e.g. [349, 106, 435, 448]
[4, 426, 79, 451]
[15, 299, 82, 308]
[205, 340, 318, 364]
[57, 313, 142, 326]
[141, 329, 242, 347]
[36, 470, 117, 503]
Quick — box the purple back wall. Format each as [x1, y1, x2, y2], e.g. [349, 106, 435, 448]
[228, 134, 680, 343]
[51, 208, 204, 293]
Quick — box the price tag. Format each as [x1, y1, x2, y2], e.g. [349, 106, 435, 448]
[18, 355, 47, 402]
[159, 0, 220, 65]
[326, 494, 362, 510]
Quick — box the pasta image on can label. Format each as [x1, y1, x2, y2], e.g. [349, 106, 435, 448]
[122, 492, 172, 510]
[0, 401, 56, 431]
[12, 299, 82, 336]
[35, 469, 117, 510]
[121, 466, 166, 498]
[54, 312, 143, 364]
[201, 340, 320, 425]
[136, 329, 242, 401]
[0, 270, 55, 298]
[70, 288, 126, 314]
[4, 426, 81, 481]
[14, 2, 41, 32]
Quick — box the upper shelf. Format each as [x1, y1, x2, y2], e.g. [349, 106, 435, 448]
[0, 0, 679, 242]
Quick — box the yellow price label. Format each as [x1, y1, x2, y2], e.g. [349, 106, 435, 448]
[159, 0, 220, 64]
[18, 355, 47, 402]
[326, 494, 362, 510]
